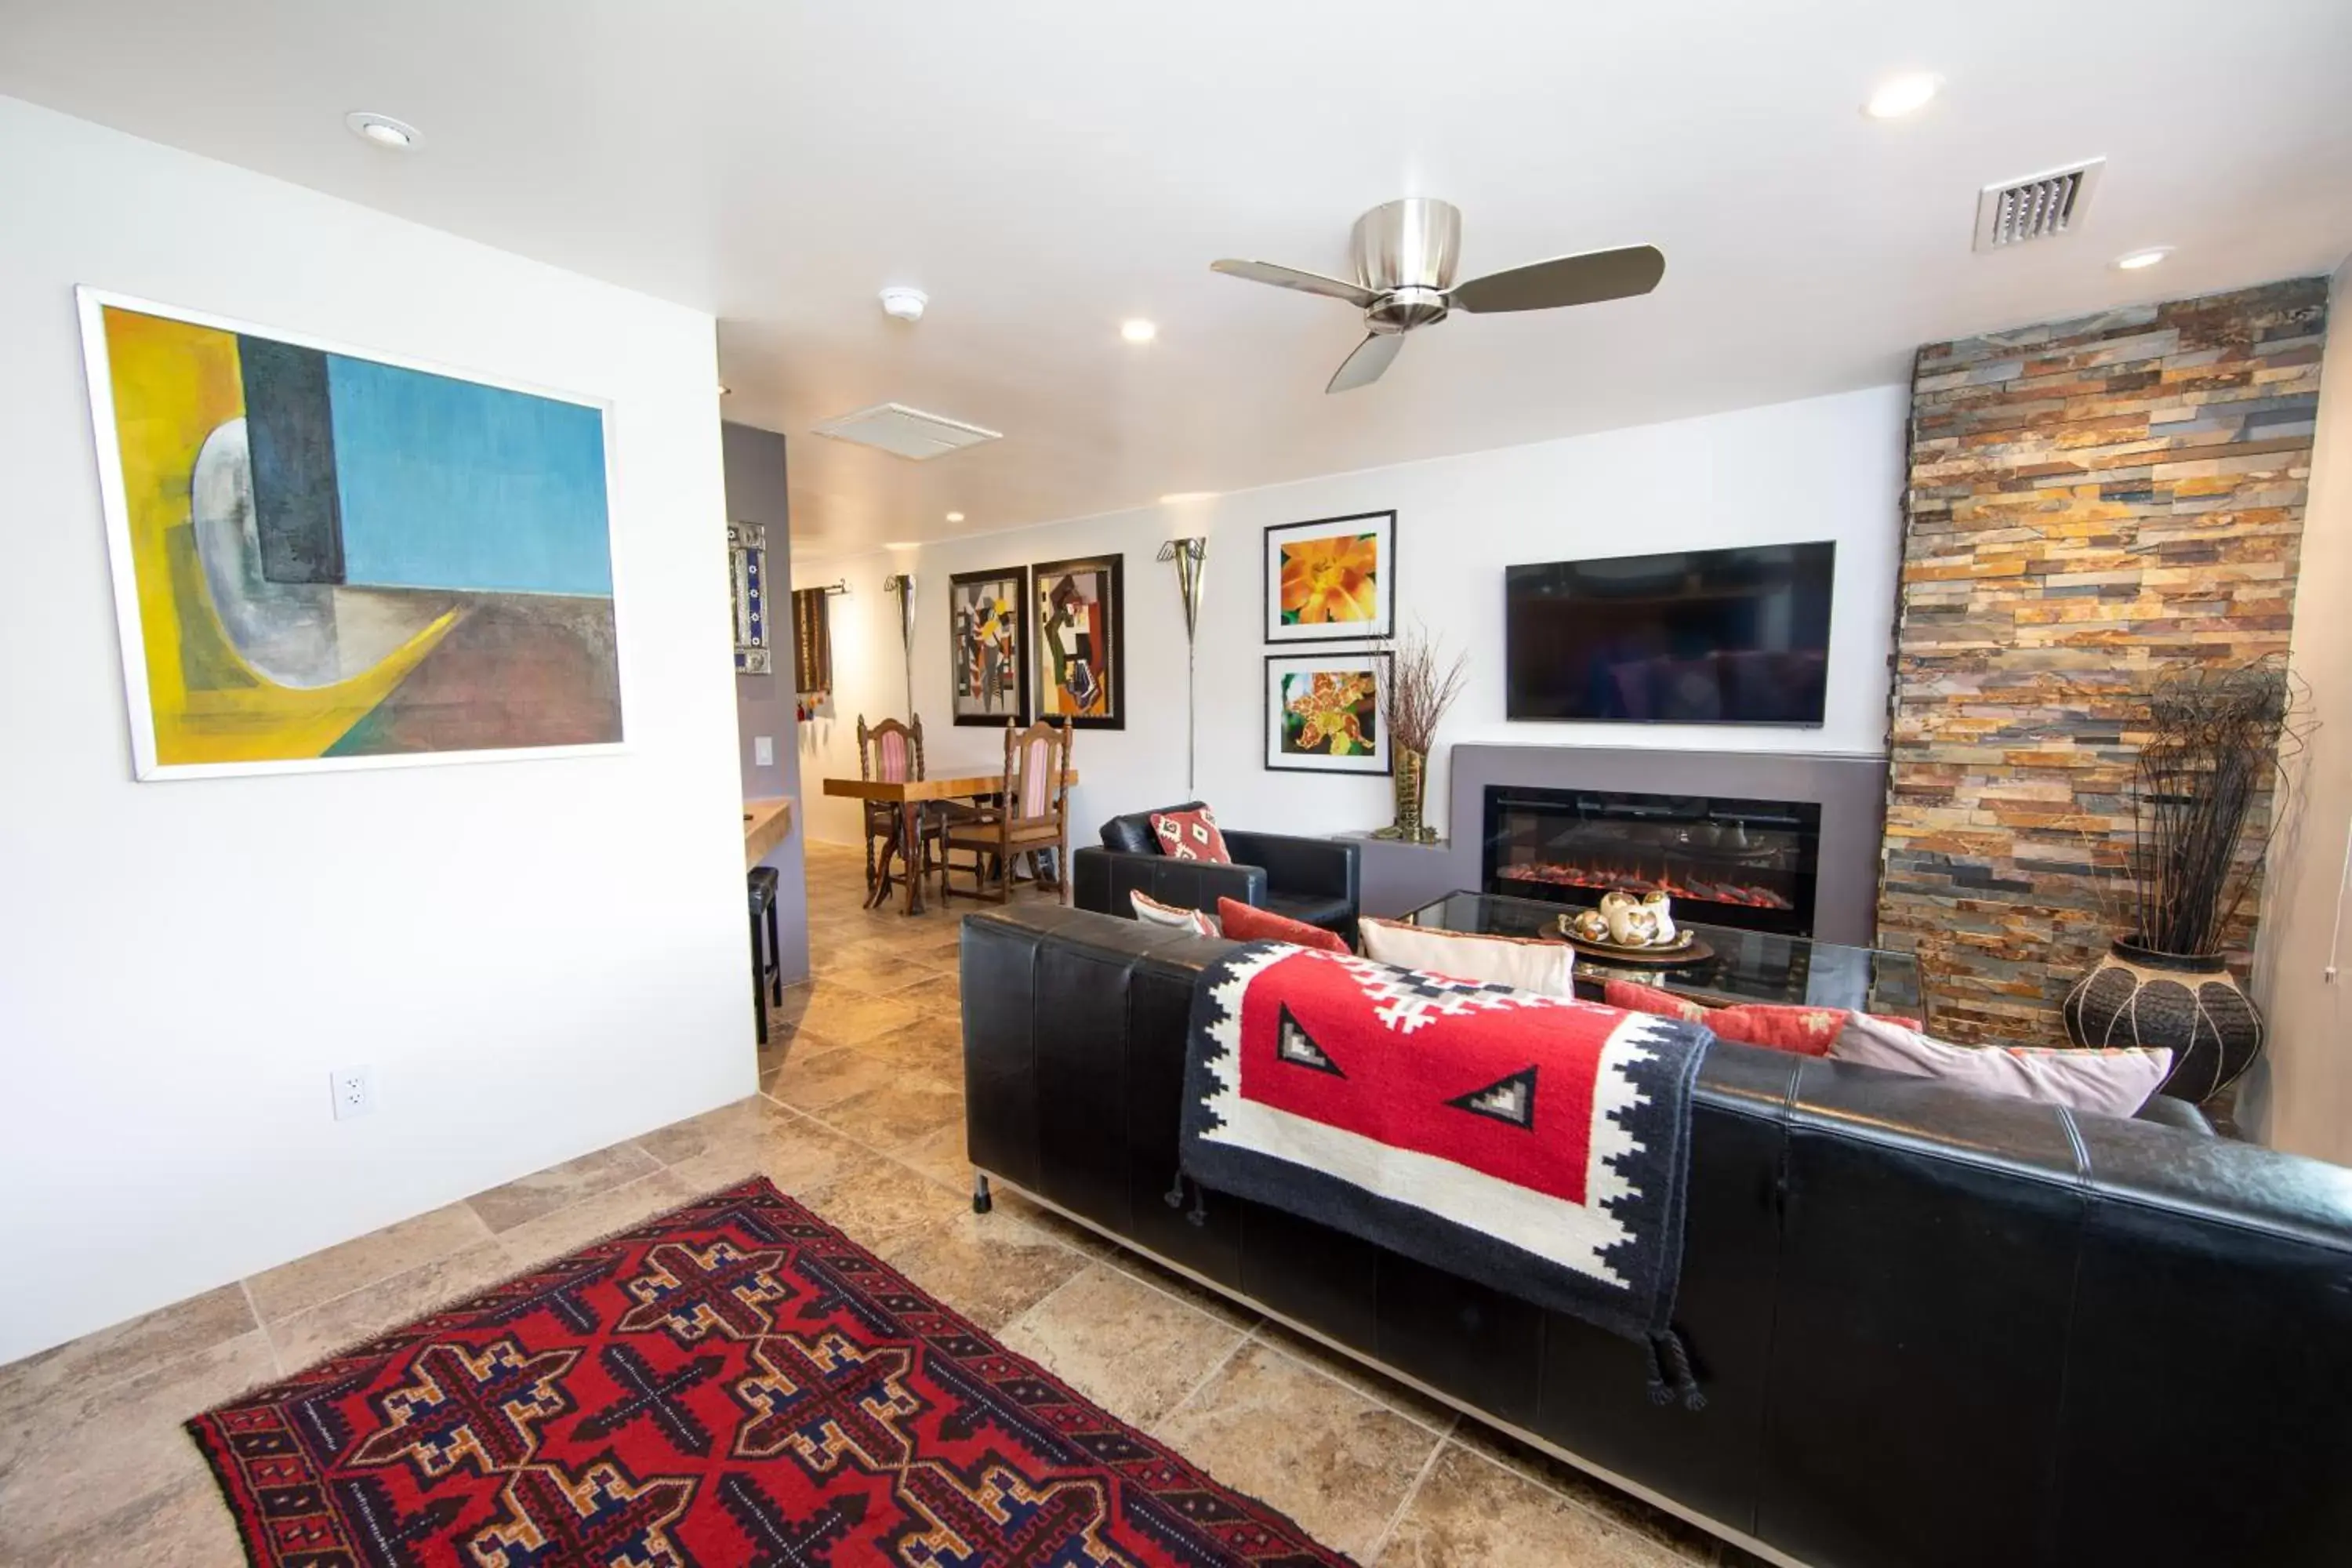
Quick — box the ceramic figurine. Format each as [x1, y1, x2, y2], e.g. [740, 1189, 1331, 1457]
[1642, 891, 1677, 946]
[1568, 908, 1611, 943]
[1595, 888, 1678, 948]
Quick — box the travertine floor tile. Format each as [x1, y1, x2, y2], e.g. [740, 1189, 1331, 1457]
[263, 1240, 515, 1369]
[464, 1140, 662, 1233]
[1373, 1441, 1690, 1566]
[38, 1471, 245, 1567]
[768, 1041, 909, 1112]
[1456, 1422, 1722, 1562]
[244, 1203, 492, 1323]
[796, 1153, 965, 1256]
[814, 953, 938, 995]
[494, 1171, 699, 1271]
[822, 1073, 965, 1153]
[0, 1330, 276, 1558]
[880, 1210, 1091, 1332]
[996, 1265, 1251, 1429]
[632, 1094, 770, 1168]
[889, 1119, 977, 1194]
[1152, 1341, 1444, 1561]
[0, 1284, 255, 1425]
[1256, 1321, 1459, 1434]
[782, 982, 926, 1047]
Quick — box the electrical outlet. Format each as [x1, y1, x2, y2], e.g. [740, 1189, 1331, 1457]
[753, 735, 775, 767]
[330, 1065, 375, 1121]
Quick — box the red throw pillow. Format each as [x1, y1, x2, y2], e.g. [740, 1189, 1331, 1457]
[1604, 978, 1708, 1023]
[1603, 980, 1848, 1057]
[1216, 897, 1349, 954]
[1151, 805, 1233, 864]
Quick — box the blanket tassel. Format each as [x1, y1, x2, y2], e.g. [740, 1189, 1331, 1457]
[1163, 1171, 1210, 1227]
[1647, 1329, 1707, 1413]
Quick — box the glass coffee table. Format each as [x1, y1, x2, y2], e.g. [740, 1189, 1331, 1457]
[1399, 890, 1925, 1024]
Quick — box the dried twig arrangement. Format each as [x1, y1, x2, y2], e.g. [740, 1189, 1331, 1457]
[2119, 662, 2305, 956]
[1377, 623, 1469, 755]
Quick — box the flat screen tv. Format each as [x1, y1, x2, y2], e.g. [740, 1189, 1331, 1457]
[1504, 542, 1835, 724]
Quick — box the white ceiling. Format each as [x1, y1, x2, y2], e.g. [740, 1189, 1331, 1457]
[5, 2, 2350, 561]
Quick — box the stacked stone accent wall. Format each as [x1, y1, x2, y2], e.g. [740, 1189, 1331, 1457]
[1879, 278, 2328, 1043]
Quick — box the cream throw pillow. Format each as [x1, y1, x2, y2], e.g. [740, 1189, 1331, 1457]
[1358, 916, 1576, 998]
[1831, 1012, 2172, 1120]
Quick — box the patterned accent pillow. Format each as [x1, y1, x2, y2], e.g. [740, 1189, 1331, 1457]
[1603, 980, 1846, 1057]
[1831, 1013, 2172, 1120]
[1216, 898, 1350, 954]
[1360, 916, 1576, 998]
[1131, 890, 1219, 938]
[1151, 806, 1234, 864]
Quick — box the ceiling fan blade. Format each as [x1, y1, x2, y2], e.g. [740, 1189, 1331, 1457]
[1326, 332, 1403, 394]
[1210, 258, 1378, 308]
[1449, 244, 1665, 314]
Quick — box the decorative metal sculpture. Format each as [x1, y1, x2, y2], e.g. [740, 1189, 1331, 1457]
[1156, 538, 1207, 792]
[728, 522, 771, 673]
[884, 573, 917, 718]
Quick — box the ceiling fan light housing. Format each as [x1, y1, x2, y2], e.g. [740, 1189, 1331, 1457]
[1351, 198, 1461, 292]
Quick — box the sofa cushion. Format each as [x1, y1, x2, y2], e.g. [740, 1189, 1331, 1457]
[1217, 897, 1350, 953]
[1101, 801, 1204, 855]
[1831, 1012, 2173, 1120]
[1359, 916, 1577, 998]
[1604, 980, 1846, 1057]
[1152, 806, 1234, 863]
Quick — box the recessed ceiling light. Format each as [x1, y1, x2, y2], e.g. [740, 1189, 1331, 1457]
[880, 287, 928, 322]
[944, 511, 965, 523]
[344, 111, 421, 150]
[1120, 318, 1158, 344]
[2114, 246, 2173, 271]
[1159, 492, 1217, 503]
[883, 541, 916, 550]
[1863, 74, 1940, 119]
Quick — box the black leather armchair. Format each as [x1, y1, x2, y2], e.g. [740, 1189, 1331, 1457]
[1070, 802, 1361, 941]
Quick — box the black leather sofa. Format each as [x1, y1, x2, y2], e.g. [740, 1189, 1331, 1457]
[958, 905, 2352, 1568]
[1071, 802, 1361, 940]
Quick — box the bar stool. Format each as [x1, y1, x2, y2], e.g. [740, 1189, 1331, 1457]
[747, 866, 782, 1044]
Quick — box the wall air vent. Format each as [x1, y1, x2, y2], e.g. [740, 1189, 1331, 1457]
[1973, 158, 2106, 252]
[811, 402, 1002, 460]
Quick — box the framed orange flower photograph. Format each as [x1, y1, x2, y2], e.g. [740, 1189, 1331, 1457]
[1265, 652, 1392, 774]
[1264, 510, 1396, 644]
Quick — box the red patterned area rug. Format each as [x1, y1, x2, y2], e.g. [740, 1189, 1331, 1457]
[190, 1176, 1348, 1567]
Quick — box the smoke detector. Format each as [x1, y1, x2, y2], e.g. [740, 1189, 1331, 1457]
[880, 287, 928, 322]
[1973, 158, 2105, 252]
[811, 402, 1001, 460]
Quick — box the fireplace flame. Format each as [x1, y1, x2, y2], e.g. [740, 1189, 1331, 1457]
[1497, 858, 1795, 911]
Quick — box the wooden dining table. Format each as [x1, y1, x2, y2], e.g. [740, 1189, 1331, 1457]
[822, 770, 1079, 915]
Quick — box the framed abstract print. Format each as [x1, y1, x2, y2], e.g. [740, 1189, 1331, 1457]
[77, 288, 623, 779]
[949, 564, 1029, 727]
[1264, 510, 1396, 644]
[1265, 652, 1392, 775]
[1033, 554, 1123, 730]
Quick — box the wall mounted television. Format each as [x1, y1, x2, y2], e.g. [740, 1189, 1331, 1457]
[1504, 542, 1835, 724]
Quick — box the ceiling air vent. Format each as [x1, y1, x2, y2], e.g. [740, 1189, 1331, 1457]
[1973, 158, 2106, 252]
[810, 402, 1002, 460]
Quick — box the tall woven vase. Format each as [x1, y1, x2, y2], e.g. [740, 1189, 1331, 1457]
[2061, 939, 2265, 1103]
[1380, 746, 1429, 841]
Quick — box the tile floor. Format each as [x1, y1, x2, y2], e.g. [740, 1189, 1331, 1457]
[0, 840, 1758, 1566]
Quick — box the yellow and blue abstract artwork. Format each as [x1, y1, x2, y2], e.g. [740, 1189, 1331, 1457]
[79, 292, 623, 778]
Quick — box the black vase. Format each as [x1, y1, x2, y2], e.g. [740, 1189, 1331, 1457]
[2060, 939, 2264, 1102]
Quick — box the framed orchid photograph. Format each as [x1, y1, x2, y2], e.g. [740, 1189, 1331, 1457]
[1265, 652, 1392, 775]
[1263, 510, 1396, 644]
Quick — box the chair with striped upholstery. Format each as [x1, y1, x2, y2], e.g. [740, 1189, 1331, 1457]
[939, 719, 1073, 906]
[856, 714, 940, 906]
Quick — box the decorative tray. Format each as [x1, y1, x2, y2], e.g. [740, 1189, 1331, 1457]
[1553, 917, 1715, 967]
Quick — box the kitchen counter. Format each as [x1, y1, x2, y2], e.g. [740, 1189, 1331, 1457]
[742, 796, 795, 869]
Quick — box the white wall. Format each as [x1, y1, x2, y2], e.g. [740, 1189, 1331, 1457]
[0, 96, 753, 1363]
[2252, 255, 2352, 1164]
[797, 384, 1907, 851]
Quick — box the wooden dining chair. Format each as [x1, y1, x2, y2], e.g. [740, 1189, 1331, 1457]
[939, 720, 1073, 906]
[856, 714, 940, 904]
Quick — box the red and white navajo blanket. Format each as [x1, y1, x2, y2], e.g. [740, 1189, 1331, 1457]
[1180, 942, 1714, 1392]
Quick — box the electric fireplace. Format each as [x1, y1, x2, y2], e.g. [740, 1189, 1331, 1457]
[1482, 784, 1821, 938]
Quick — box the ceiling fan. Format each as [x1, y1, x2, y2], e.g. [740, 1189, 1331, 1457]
[1211, 198, 1664, 393]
